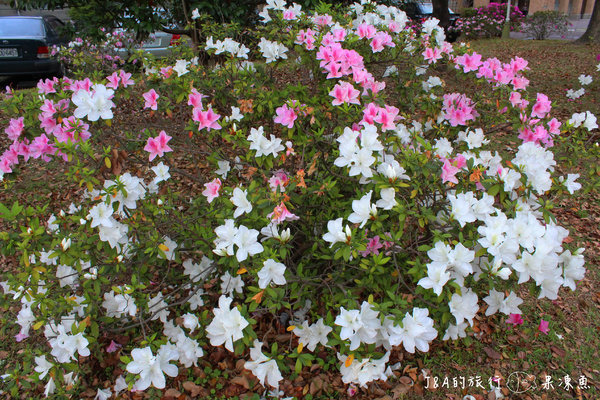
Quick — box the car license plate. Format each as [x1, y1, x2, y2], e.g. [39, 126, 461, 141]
[0, 48, 18, 57]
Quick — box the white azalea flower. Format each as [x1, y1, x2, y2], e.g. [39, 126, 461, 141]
[232, 225, 263, 262]
[34, 355, 53, 380]
[348, 191, 377, 228]
[172, 59, 190, 77]
[126, 346, 178, 391]
[220, 271, 244, 296]
[257, 259, 286, 289]
[244, 340, 283, 389]
[292, 318, 332, 352]
[205, 295, 249, 352]
[72, 84, 115, 121]
[151, 162, 170, 183]
[376, 187, 397, 210]
[418, 263, 450, 296]
[231, 187, 252, 218]
[578, 74, 592, 85]
[449, 288, 478, 326]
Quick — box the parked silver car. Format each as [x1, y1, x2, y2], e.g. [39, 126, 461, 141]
[116, 31, 191, 58]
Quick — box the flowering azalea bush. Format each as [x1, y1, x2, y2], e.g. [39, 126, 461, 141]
[451, 3, 525, 39]
[53, 29, 138, 80]
[0, 0, 593, 398]
[521, 10, 569, 40]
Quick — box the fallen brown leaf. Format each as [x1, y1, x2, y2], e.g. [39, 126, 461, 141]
[484, 346, 502, 360]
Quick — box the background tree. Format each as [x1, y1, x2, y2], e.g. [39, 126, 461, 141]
[576, 0, 600, 43]
[432, 0, 451, 29]
[11, 0, 353, 44]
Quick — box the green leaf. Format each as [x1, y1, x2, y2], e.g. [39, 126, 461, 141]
[488, 184, 501, 197]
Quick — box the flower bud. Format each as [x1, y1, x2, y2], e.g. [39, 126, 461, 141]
[61, 237, 71, 250]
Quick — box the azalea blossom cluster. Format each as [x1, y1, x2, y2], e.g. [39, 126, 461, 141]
[0, 74, 121, 173]
[565, 70, 596, 100]
[0, 0, 589, 398]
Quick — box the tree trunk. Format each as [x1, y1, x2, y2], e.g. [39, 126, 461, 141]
[433, 0, 451, 29]
[576, 0, 600, 43]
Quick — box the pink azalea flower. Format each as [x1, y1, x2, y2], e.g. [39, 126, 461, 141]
[329, 82, 360, 106]
[119, 70, 134, 87]
[321, 32, 337, 47]
[325, 62, 343, 79]
[538, 319, 550, 335]
[441, 159, 460, 184]
[452, 154, 467, 169]
[360, 236, 384, 257]
[442, 93, 478, 126]
[314, 15, 332, 26]
[40, 99, 57, 117]
[17, 141, 31, 162]
[0, 155, 14, 173]
[188, 89, 205, 109]
[106, 71, 120, 89]
[509, 91, 522, 107]
[347, 384, 358, 397]
[106, 340, 122, 353]
[144, 130, 173, 161]
[374, 105, 399, 131]
[193, 107, 221, 131]
[531, 93, 551, 119]
[356, 23, 377, 39]
[512, 75, 529, 90]
[3, 143, 18, 164]
[506, 313, 524, 327]
[332, 28, 346, 42]
[509, 56, 528, 73]
[547, 118, 561, 135]
[53, 126, 73, 143]
[388, 21, 401, 32]
[38, 114, 58, 135]
[274, 104, 298, 128]
[15, 332, 28, 342]
[268, 202, 299, 224]
[494, 69, 513, 85]
[37, 78, 56, 94]
[423, 47, 442, 64]
[202, 178, 221, 203]
[352, 67, 370, 85]
[69, 78, 92, 92]
[29, 134, 57, 162]
[361, 102, 382, 125]
[455, 52, 483, 73]
[283, 9, 298, 20]
[5, 117, 24, 141]
[441, 42, 454, 55]
[361, 78, 385, 96]
[269, 170, 289, 192]
[295, 29, 316, 50]
[62, 116, 91, 142]
[370, 31, 395, 53]
[143, 89, 159, 111]
[160, 66, 173, 78]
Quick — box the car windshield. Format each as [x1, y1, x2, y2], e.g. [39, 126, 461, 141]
[0, 18, 45, 37]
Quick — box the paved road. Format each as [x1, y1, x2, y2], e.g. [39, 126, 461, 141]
[510, 17, 590, 40]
